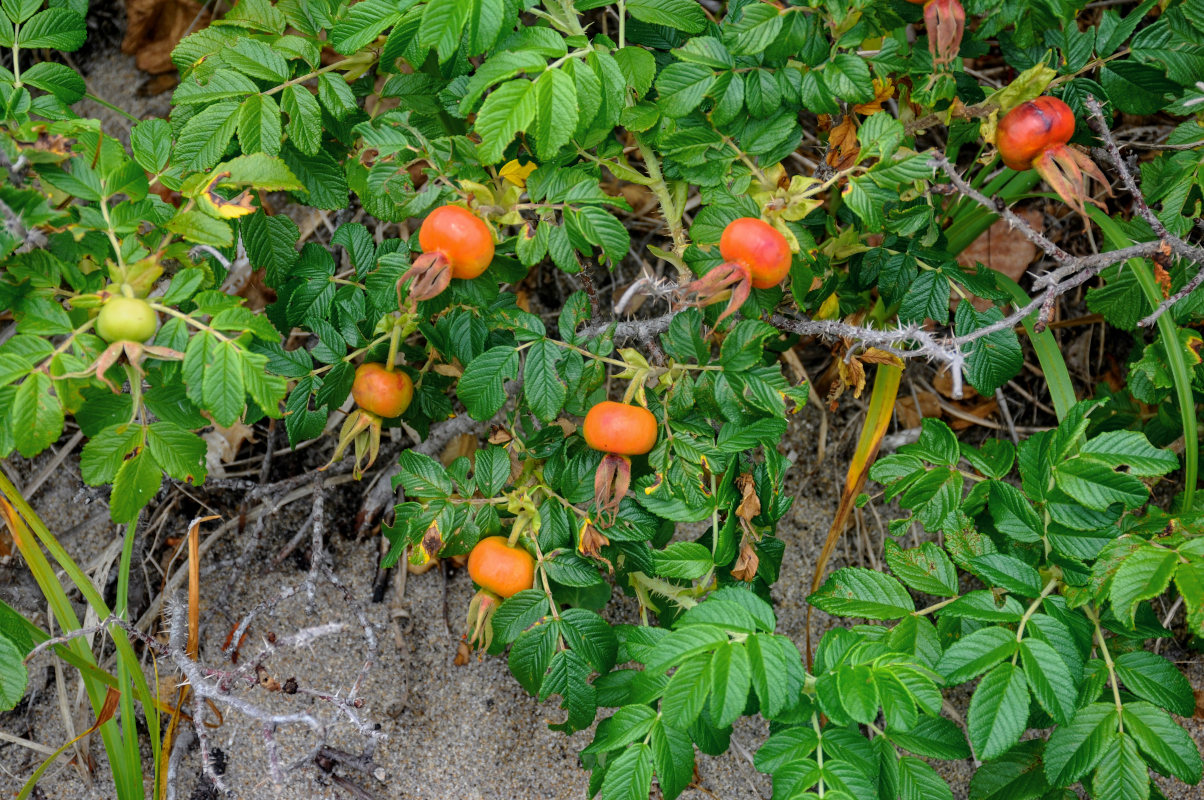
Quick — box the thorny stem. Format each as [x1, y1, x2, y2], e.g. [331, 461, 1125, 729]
[633, 133, 688, 259]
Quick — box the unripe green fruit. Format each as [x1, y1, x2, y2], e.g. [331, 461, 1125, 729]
[96, 297, 158, 343]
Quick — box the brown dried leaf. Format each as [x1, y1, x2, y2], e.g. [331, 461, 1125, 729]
[896, 391, 940, 428]
[955, 211, 1044, 311]
[731, 542, 759, 582]
[826, 117, 860, 171]
[852, 78, 895, 115]
[735, 473, 761, 522]
[123, 0, 213, 76]
[934, 366, 978, 400]
[440, 433, 477, 466]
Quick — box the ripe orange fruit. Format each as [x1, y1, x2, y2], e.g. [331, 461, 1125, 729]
[996, 97, 1076, 171]
[719, 217, 792, 289]
[351, 362, 414, 418]
[418, 205, 495, 280]
[467, 536, 535, 598]
[583, 401, 658, 456]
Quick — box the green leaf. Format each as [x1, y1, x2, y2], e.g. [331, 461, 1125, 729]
[649, 720, 694, 800]
[540, 649, 597, 733]
[3, 0, 41, 24]
[166, 210, 233, 247]
[1095, 733, 1150, 800]
[837, 664, 880, 725]
[651, 541, 713, 581]
[1122, 702, 1203, 783]
[279, 143, 349, 209]
[509, 621, 557, 695]
[888, 716, 971, 760]
[396, 451, 453, 498]
[585, 705, 658, 754]
[202, 339, 246, 427]
[474, 79, 537, 164]
[13, 372, 63, 458]
[330, 0, 410, 54]
[1114, 651, 1194, 717]
[968, 662, 1029, 761]
[1110, 547, 1178, 629]
[654, 63, 715, 117]
[0, 633, 29, 712]
[111, 448, 163, 523]
[20, 61, 85, 103]
[824, 53, 874, 103]
[747, 633, 802, 719]
[884, 539, 958, 597]
[899, 756, 953, 800]
[172, 69, 258, 105]
[1054, 456, 1148, 511]
[955, 303, 1023, 394]
[808, 567, 915, 620]
[1081, 431, 1178, 477]
[1019, 639, 1075, 725]
[937, 626, 1019, 685]
[80, 424, 142, 485]
[17, 7, 85, 50]
[600, 743, 653, 800]
[987, 481, 1044, 543]
[131, 118, 172, 173]
[559, 607, 617, 673]
[531, 68, 578, 161]
[281, 85, 322, 155]
[968, 553, 1043, 597]
[238, 94, 282, 157]
[490, 590, 549, 643]
[1043, 703, 1117, 786]
[709, 642, 751, 728]
[318, 73, 358, 120]
[661, 652, 711, 730]
[968, 739, 1049, 800]
[145, 423, 207, 484]
[174, 101, 240, 174]
[1100, 62, 1177, 115]
[224, 38, 289, 82]
[728, 2, 783, 56]
[523, 339, 566, 422]
[473, 446, 510, 497]
[626, 0, 705, 33]
[755, 727, 819, 773]
[420, 0, 470, 62]
[458, 346, 520, 420]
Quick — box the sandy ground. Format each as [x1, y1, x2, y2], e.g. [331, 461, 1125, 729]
[1, 8, 1202, 800]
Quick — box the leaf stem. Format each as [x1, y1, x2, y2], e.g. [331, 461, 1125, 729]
[1086, 604, 1125, 733]
[264, 59, 359, 97]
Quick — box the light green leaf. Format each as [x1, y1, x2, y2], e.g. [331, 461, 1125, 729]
[1110, 547, 1178, 629]
[458, 346, 520, 420]
[600, 743, 654, 800]
[17, 7, 85, 50]
[1053, 456, 1148, 511]
[111, 448, 163, 523]
[0, 633, 28, 712]
[174, 101, 240, 174]
[238, 94, 282, 156]
[808, 567, 915, 620]
[937, 626, 1018, 685]
[203, 339, 246, 427]
[654, 62, 715, 117]
[1081, 431, 1178, 477]
[420, 0, 470, 62]
[532, 68, 578, 160]
[709, 642, 751, 728]
[165, 210, 234, 247]
[661, 652, 711, 730]
[281, 85, 322, 155]
[474, 79, 537, 164]
[13, 372, 63, 458]
[626, 0, 705, 33]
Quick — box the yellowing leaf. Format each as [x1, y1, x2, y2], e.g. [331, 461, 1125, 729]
[500, 159, 538, 187]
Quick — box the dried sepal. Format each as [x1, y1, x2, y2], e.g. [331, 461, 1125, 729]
[676, 262, 753, 324]
[593, 453, 632, 528]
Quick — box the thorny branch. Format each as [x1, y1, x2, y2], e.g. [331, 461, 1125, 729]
[590, 110, 1202, 399]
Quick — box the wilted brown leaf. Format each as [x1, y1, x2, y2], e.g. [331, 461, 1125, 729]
[731, 542, 759, 582]
[897, 391, 940, 428]
[440, 433, 477, 466]
[735, 473, 761, 522]
[826, 117, 860, 171]
[123, 0, 213, 76]
[955, 211, 1044, 311]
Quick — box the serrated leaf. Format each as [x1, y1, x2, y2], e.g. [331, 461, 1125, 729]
[1054, 456, 1148, 511]
[1081, 431, 1178, 477]
[1019, 638, 1075, 725]
[174, 101, 240, 173]
[1043, 703, 1117, 786]
[238, 94, 282, 157]
[532, 68, 577, 160]
[12, 372, 63, 458]
[1122, 702, 1203, 783]
[111, 447, 162, 523]
[600, 742, 653, 800]
[523, 339, 565, 422]
[626, 0, 705, 33]
[884, 539, 958, 596]
[968, 662, 1029, 761]
[938, 626, 1018, 685]
[0, 633, 29, 711]
[1114, 651, 1194, 717]
[1110, 547, 1178, 629]
[458, 346, 519, 420]
[808, 567, 915, 619]
[474, 79, 537, 164]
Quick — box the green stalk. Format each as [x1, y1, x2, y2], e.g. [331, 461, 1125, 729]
[0, 470, 139, 800]
[1088, 208, 1198, 509]
[0, 467, 161, 797]
[994, 274, 1077, 421]
[944, 169, 1043, 254]
[115, 517, 141, 796]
